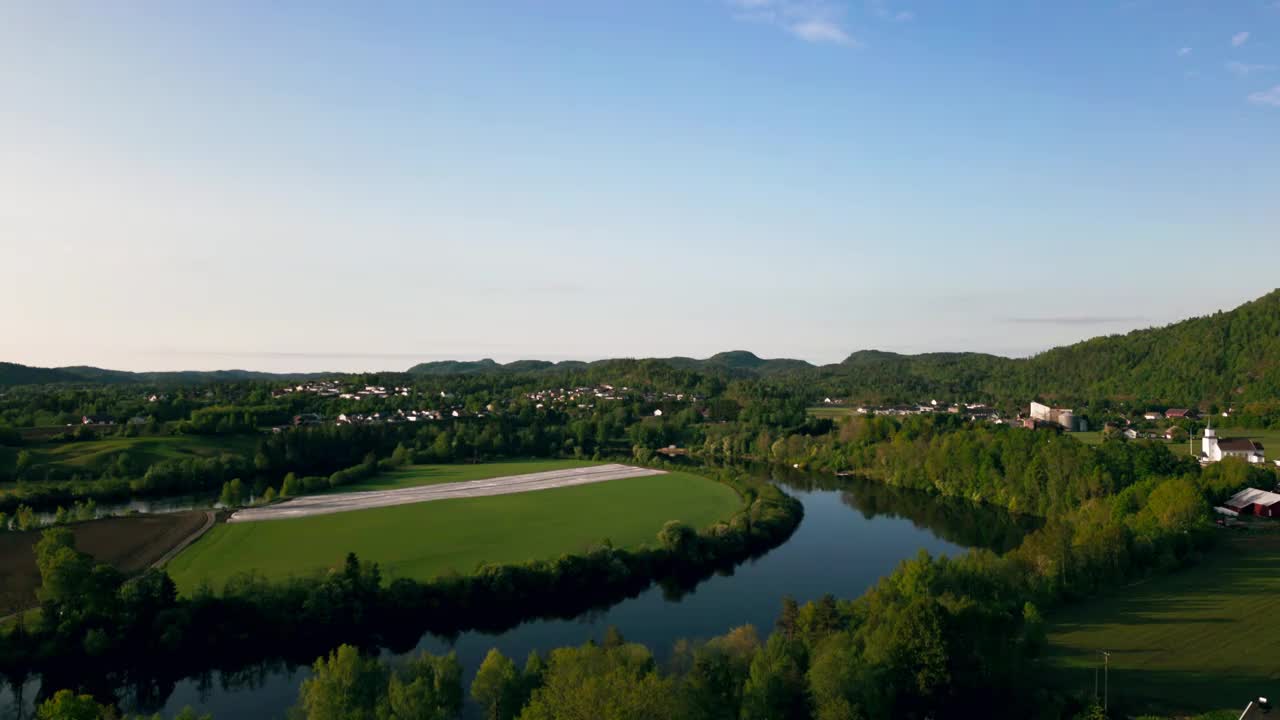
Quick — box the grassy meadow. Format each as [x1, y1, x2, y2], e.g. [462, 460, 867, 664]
[0, 435, 255, 478]
[322, 458, 600, 493]
[166, 469, 741, 593]
[806, 406, 857, 420]
[1046, 533, 1280, 715]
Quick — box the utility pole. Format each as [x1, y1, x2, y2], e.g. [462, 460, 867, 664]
[1102, 651, 1111, 714]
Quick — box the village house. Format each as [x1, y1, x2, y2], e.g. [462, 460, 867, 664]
[292, 413, 324, 427]
[1164, 408, 1196, 419]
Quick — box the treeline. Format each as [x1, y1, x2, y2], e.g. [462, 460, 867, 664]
[713, 414, 1208, 517]
[2, 391, 827, 512]
[0, 472, 802, 695]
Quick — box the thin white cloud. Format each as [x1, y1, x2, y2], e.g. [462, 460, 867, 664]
[1227, 61, 1274, 76]
[790, 18, 854, 43]
[1232, 31, 1250, 47]
[1177, 47, 1192, 57]
[1248, 85, 1280, 106]
[868, 0, 914, 22]
[727, 0, 859, 46]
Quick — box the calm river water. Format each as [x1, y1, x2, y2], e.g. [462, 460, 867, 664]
[0, 472, 1031, 720]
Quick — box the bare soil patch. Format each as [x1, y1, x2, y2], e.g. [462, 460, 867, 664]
[0, 511, 208, 615]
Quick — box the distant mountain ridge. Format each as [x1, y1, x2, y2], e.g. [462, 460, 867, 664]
[5, 290, 1278, 405]
[0, 363, 331, 387]
[405, 351, 812, 377]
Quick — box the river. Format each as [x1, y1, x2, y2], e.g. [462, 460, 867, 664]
[0, 471, 1032, 719]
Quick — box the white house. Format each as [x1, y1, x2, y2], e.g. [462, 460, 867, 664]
[1201, 425, 1266, 464]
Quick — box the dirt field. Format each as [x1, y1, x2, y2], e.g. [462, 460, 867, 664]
[0, 511, 209, 615]
[230, 463, 667, 523]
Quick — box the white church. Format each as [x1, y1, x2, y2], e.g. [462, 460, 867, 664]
[1201, 424, 1266, 464]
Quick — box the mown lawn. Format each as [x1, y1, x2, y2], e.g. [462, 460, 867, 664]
[1046, 533, 1280, 715]
[324, 458, 600, 493]
[806, 406, 856, 419]
[167, 470, 741, 593]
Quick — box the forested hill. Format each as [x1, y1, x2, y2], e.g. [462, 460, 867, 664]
[1010, 288, 1280, 405]
[0, 363, 85, 386]
[406, 351, 813, 377]
[0, 363, 329, 387]
[817, 289, 1280, 406]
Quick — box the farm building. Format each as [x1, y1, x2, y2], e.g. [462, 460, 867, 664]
[1224, 488, 1280, 518]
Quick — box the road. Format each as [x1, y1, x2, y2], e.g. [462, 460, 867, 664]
[151, 510, 216, 568]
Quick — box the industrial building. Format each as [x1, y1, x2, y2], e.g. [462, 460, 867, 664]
[1029, 402, 1089, 432]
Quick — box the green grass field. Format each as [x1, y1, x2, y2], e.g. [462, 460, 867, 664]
[1, 435, 254, 475]
[325, 458, 600, 493]
[1046, 533, 1280, 715]
[166, 469, 741, 593]
[807, 406, 857, 419]
[1071, 427, 1280, 459]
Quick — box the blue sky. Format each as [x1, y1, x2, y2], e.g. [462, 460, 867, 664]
[2, 1, 1278, 371]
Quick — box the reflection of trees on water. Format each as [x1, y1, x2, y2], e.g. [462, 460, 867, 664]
[772, 468, 1039, 554]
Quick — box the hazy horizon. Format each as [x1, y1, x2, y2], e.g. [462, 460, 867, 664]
[4, 286, 1273, 373]
[4, 2, 1278, 374]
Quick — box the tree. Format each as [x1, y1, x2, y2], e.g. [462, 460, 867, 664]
[294, 644, 388, 720]
[1143, 478, 1209, 533]
[282, 472, 300, 497]
[15, 449, 33, 478]
[807, 634, 871, 720]
[681, 626, 760, 720]
[262, 487, 278, 504]
[385, 651, 463, 720]
[219, 478, 245, 507]
[15, 504, 37, 531]
[391, 442, 411, 467]
[35, 528, 94, 609]
[471, 649, 521, 720]
[657, 521, 696, 554]
[35, 689, 110, 720]
[740, 634, 808, 720]
[775, 596, 800, 640]
[518, 642, 678, 720]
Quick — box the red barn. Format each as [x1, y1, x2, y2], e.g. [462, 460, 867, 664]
[1224, 488, 1280, 518]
